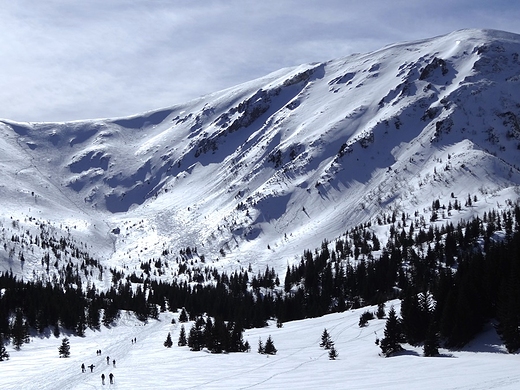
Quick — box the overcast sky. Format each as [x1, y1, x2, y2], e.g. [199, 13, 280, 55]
[1, 0, 519, 122]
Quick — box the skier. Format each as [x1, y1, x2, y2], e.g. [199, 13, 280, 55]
[101, 373, 105, 385]
[81, 363, 85, 373]
[112, 359, 116, 367]
[106, 356, 110, 364]
[109, 373, 114, 384]
[88, 364, 95, 372]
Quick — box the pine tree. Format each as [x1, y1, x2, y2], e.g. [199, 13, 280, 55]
[359, 310, 374, 327]
[227, 322, 247, 352]
[423, 322, 440, 357]
[203, 317, 217, 352]
[103, 302, 119, 327]
[187, 317, 205, 351]
[164, 332, 173, 348]
[257, 338, 264, 354]
[87, 302, 101, 330]
[58, 337, 71, 358]
[178, 325, 187, 347]
[263, 335, 277, 355]
[284, 265, 292, 293]
[401, 289, 429, 345]
[11, 310, 30, 351]
[328, 344, 338, 360]
[76, 310, 87, 337]
[0, 333, 9, 361]
[320, 328, 333, 349]
[376, 302, 386, 319]
[179, 307, 189, 323]
[379, 306, 403, 357]
[496, 250, 520, 353]
[148, 303, 159, 320]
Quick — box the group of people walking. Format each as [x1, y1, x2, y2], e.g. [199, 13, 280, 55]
[79, 337, 138, 384]
[101, 373, 114, 385]
[81, 351, 116, 385]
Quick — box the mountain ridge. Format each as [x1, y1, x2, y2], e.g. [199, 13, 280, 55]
[1, 28, 520, 280]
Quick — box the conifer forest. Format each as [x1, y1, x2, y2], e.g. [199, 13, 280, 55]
[2, 201, 519, 355]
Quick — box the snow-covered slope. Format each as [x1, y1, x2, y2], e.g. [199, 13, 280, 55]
[2, 302, 520, 390]
[1, 29, 520, 280]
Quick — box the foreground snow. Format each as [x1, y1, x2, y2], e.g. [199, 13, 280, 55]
[2, 301, 519, 390]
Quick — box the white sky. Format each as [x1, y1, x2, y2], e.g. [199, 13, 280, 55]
[1, 0, 519, 122]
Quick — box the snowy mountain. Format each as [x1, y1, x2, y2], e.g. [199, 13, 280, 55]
[1, 28, 519, 282]
[2, 28, 520, 390]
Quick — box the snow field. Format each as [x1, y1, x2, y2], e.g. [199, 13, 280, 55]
[2, 301, 520, 389]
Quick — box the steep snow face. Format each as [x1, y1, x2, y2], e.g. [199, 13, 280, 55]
[1, 29, 520, 276]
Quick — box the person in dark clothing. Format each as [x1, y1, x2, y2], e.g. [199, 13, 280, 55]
[106, 356, 110, 364]
[88, 364, 95, 372]
[109, 373, 114, 384]
[81, 363, 85, 373]
[112, 359, 116, 367]
[101, 373, 105, 385]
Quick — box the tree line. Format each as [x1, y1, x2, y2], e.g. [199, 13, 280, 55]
[1, 200, 519, 355]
